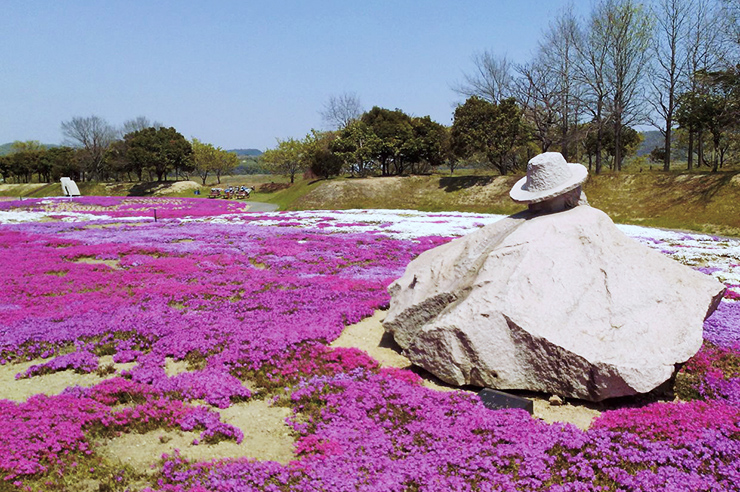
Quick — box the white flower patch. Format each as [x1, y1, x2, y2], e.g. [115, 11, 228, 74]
[0, 210, 149, 224]
[617, 224, 740, 287]
[197, 209, 508, 239]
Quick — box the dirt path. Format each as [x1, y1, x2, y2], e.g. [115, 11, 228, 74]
[246, 201, 279, 212]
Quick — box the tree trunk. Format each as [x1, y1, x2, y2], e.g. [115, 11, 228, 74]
[595, 125, 603, 175]
[663, 126, 671, 172]
[712, 134, 720, 172]
[687, 132, 694, 170]
[614, 118, 622, 172]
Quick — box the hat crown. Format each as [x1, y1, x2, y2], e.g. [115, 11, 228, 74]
[524, 152, 573, 192]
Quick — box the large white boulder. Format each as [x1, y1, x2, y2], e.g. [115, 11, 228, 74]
[383, 206, 725, 401]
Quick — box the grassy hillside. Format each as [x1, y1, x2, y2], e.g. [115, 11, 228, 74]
[286, 171, 740, 237]
[2, 171, 738, 237]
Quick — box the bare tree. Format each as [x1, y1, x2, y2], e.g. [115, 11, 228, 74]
[603, 0, 653, 171]
[574, 4, 614, 174]
[455, 51, 514, 103]
[515, 60, 561, 152]
[648, 0, 693, 171]
[537, 6, 584, 160]
[122, 116, 163, 136]
[320, 92, 363, 130]
[60, 115, 116, 181]
[718, 0, 740, 52]
[684, 0, 729, 169]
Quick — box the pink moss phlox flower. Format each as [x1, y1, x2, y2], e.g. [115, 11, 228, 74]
[0, 394, 106, 479]
[703, 301, 740, 348]
[591, 400, 740, 446]
[2, 201, 740, 488]
[16, 350, 99, 379]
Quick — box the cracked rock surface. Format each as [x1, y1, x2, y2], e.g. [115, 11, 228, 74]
[384, 205, 725, 401]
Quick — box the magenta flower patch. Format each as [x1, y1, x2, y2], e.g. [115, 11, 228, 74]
[0, 199, 739, 490]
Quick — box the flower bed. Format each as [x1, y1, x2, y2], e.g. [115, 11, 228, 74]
[0, 197, 738, 491]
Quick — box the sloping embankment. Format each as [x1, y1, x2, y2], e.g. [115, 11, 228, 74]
[287, 172, 740, 237]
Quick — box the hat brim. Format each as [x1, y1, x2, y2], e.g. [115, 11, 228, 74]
[509, 163, 588, 204]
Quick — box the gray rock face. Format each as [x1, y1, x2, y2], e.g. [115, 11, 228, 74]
[384, 206, 725, 401]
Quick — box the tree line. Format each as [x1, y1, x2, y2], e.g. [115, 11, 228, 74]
[0, 116, 239, 185]
[452, 0, 739, 174]
[263, 0, 739, 181]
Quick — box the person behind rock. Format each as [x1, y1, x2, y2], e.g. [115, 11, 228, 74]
[383, 152, 725, 402]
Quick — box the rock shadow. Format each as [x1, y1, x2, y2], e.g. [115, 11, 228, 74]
[127, 182, 165, 196]
[438, 176, 495, 193]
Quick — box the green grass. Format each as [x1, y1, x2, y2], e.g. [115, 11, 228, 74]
[249, 178, 323, 209]
[286, 169, 740, 238]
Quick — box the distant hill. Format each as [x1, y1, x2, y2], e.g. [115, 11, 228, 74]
[228, 148, 262, 157]
[637, 130, 664, 156]
[0, 142, 58, 156]
[0, 143, 15, 156]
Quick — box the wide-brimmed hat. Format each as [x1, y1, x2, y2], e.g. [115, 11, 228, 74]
[509, 152, 588, 204]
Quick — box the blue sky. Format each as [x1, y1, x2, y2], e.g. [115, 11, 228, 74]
[1, 1, 593, 150]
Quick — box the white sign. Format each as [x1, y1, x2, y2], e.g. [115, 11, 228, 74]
[60, 177, 81, 197]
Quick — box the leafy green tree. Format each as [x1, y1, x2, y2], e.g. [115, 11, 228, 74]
[191, 138, 220, 185]
[583, 122, 641, 170]
[44, 147, 79, 181]
[125, 127, 192, 182]
[0, 155, 9, 183]
[261, 138, 304, 184]
[212, 148, 239, 184]
[451, 96, 526, 175]
[649, 146, 667, 164]
[4, 141, 46, 183]
[331, 120, 380, 177]
[105, 139, 134, 181]
[10, 140, 45, 153]
[360, 107, 414, 175]
[676, 90, 731, 171]
[405, 117, 449, 174]
[302, 130, 344, 179]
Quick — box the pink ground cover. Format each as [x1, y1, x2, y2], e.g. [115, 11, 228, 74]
[0, 196, 251, 219]
[0, 197, 738, 491]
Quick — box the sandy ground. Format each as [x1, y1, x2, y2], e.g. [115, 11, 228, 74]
[0, 354, 295, 474]
[0, 183, 47, 195]
[151, 180, 201, 195]
[0, 355, 136, 401]
[0, 309, 601, 478]
[331, 310, 602, 430]
[97, 399, 294, 473]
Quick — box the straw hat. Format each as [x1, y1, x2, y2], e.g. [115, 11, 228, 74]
[509, 152, 588, 204]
